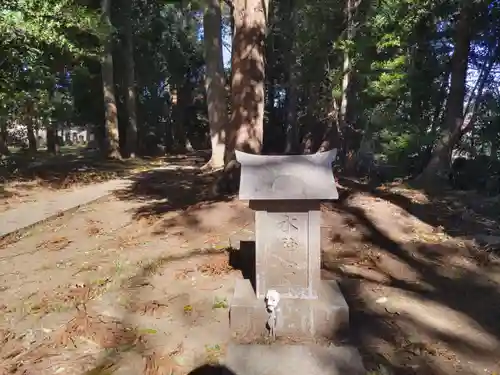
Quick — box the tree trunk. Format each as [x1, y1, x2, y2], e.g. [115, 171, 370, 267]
[264, 0, 275, 130]
[26, 119, 37, 152]
[123, 0, 138, 158]
[337, 0, 358, 158]
[492, 138, 498, 160]
[430, 67, 451, 132]
[225, 0, 269, 163]
[202, 0, 229, 170]
[317, 95, 340, 153]
[301, 84, 320, 154]
[339, 9, 351, 130]
[172, 83, 191, 152]
[418, 5, 473, 184]
[409, 16, 432, 130]
[163, 101, 174, 153]
[228, 0, 235, 86]
[25, 102, 37, 153]
[284, 0, 299, 154]
[46, 122, 60, 155]
[0, 119, 9, 155]
[101, 0, 121, 159]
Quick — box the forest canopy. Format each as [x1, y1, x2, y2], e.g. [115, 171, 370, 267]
[0, 0, 499, 192]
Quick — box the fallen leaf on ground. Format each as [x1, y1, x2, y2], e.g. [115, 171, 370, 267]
[56, 311, 143, 349]
[143, 347, 182, 375]
[198, 257, 233, 276]
[130, 300, 169, 316]
[86, 226, 102, 236]
[174, 268, 196, 280]
[36, 236, 72, 252]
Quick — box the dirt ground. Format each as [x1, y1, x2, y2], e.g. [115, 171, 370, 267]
[1, 165, 499, 375]
[323, 179, 500, 375]
[0, 148, 199, 213]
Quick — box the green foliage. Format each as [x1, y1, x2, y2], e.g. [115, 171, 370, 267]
[1, 0, 499, 190]
[0, 0, 102, 55]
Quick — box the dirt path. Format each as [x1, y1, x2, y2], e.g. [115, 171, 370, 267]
[322, 181, 500, 375]
[0, 187, 253, 374]
[1, 169, 499, 375]
[0, 152, 208, 213]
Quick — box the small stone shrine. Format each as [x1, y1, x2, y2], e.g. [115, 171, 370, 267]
[229, 149, 349, 340]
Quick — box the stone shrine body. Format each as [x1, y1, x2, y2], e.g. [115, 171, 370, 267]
[229, 149, 349, 340]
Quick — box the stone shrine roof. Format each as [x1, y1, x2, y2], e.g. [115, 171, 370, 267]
[236, 150, 339, 200]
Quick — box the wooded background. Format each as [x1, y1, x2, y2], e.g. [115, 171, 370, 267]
[1, 0, 499, 192]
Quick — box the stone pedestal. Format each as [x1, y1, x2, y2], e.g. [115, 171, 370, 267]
[230, 278, 348, 340]
[225, 344, 365, 375]
[229, 150, 349, 342]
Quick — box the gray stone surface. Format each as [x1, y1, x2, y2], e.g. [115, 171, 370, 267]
[0, 179, 132, 238]
[252, 200, 321, 299]
[230, 151, 346, 341]
[235, 150, 338, 200]
[230, 279, 348, 340]
[225, 344, 365, 375]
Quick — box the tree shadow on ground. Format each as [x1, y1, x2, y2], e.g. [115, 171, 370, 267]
[188, 364, 237, 375]
[65, 244, 240, 375]
[0, 186, 13, 198]
[338, 177, 500, 251]
[112, 162, 237, 235]
[0, 147, 210, 189]
[107, 168, 500, 375]
[322, 186, 500, 374]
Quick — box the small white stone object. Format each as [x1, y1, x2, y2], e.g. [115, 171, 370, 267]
[375, 296, 388, 304]
[265, 289, 280, 340]
[265, 289, 280, 312]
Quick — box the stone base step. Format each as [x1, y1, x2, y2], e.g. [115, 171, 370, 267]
[230, 279, 348, 341]
[224, 343, 365, 375]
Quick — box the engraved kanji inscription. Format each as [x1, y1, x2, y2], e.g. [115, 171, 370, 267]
[283, 237, 298, 249]
[277, 214, 298, 233]
[278, 214, 299, 249]
[260, 212, 309, 296]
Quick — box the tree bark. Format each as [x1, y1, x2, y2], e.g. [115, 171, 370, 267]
[46, 122, 60, 155]
[0, 119, 9, 155]
[264, 0, 275, 131]
[26, 119, 37, 152]
[163, 100, 174, 153]
[492, 138, 498, 160]
[301, 84, 320, 154]
[284, 0, 299, 154]
[25, 102, 37, 153]
[225, 0, 269, 163]
[228, 0, 235, 85]
[339, 0, 353, 131]
[337, 0, 358, 158]
[430, 67, 451, 132]
[172, 83, 192, 152]
[101, 0, 121, 159]
[123, 0, 138, 158]
[418, 5, 473, 183]
[202, 0, 229, 169]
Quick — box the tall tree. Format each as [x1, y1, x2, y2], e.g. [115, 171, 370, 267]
[339, 0, 357, 132]
[418, 4, 474, 182]
[25, 100, 37, 152]
[284, 0, 299, 154]
[202, 0, 229, 169]
[225, 0, 269, 161]
[123, 0, 138, 158]
[101, 0, 121, 159]
[0, 114, 9, 155]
